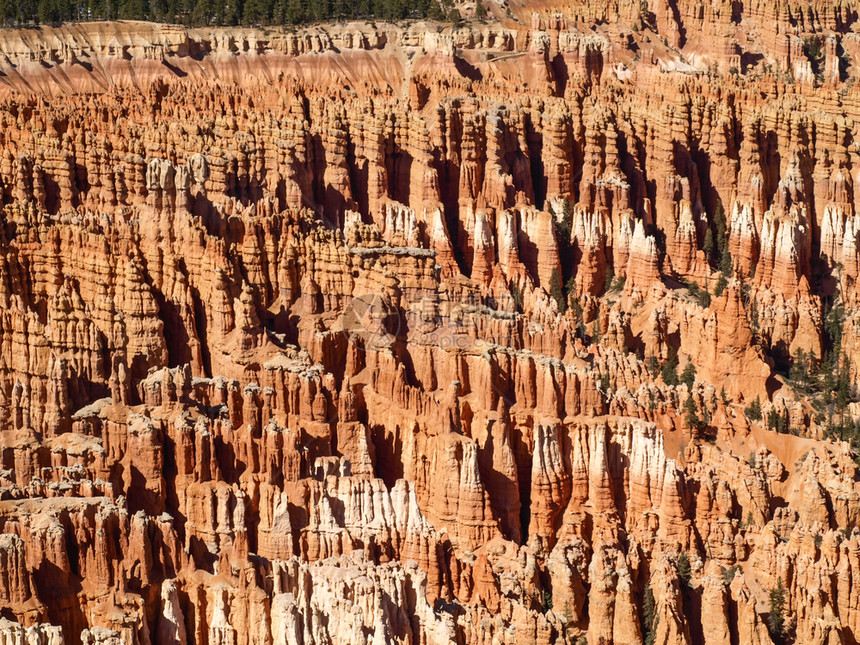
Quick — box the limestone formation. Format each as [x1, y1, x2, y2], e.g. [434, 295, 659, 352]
[0, 8, 860, 645]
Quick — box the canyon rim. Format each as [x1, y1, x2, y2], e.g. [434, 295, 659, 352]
[2, 1, 860, 644]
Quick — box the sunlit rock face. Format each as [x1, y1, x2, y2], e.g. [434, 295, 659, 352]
[2, 11, 860, 644]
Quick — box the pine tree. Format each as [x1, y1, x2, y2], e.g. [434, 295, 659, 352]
[148, 0, 169, 20]
[215, 0, 239, 24]
[746, 395, 762, 421]
[242, 0, 273, 23]
[684, 395, 702, 430]
[749, 297, 759, 334]
[714, 202, 732, 275]
[15, 0, 39, 22]
[703, 228, 715, 263]
[642, 585, 658, 645]
[681, 362, 696, 389]
[713, 272, 728, 297]
[790, 348, 810, 389]
[191, 0, 214, 23]
[768, 579, 787, 642]
[0, 0, 17, 24]
[767, 407, 782, 433]
[837, 353, 852, 410]
[677, 551, 691, 586]
[647, 354, 660, 376]
[37, 0, 61, 23]
[662, 348, 679, 386]
[825, 304, 845, 350]
[283, 0, 304, 22]
[604, 265, 615, 293]
[6, 0, 452, 26]
[550, 268, 566, 314]
[120, 0, 149, 19]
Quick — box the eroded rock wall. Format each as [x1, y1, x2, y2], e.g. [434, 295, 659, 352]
[0, 12, 859, 645]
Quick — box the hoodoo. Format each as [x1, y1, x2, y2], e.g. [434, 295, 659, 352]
[0, 4, 860, 644]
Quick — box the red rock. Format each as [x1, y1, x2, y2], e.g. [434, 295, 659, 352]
[0, 12, 860, 645]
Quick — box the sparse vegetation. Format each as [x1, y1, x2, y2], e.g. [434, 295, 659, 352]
[767, 407, 789, 434]
[604, 265, 615, 294]
[777, 300, 860, 455]
[541, 588, 553, 613]
[599, 372, 612, 399]
[803, 36, 826, 82]
[721, 565, 739, 584]
[746, 396, 763, 422]
[684, 279, 712, 308]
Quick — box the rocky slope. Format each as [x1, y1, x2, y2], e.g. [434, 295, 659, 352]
[1, 6, 860, 644]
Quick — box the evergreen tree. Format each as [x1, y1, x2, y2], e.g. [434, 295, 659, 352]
[768, 579, 787, 643]
[714, 202, 732, 275]
[550, 268, 566, 314]
[0, 0, 454, 27]
[598, 372, 612, 398]
[604, 265, 615, 294]
[662, 348, 679, 386]
[37, 0, 64, 23]
[283, 0, 304, 22]
[215, 0, 240, 24]
[703, 228, 715, 262]
[767, 408, 783, 433]
[191, 0, 215, 23]
[825, 304, 846, 350]
[749, 297, 759, 334]
[642, 585, 658, 645]
[837, 353, 852, 411]
[790, 348, 811, 389]
[681, 362, 696, 389]
[89, 0, 120, 20]
[0, 0, 16, 25]
[15, 0, 39, 22]
[243, 0, 275, 22]
[677, 551, 691, 586]
[713, 272, 728, 297]
[746, 395, 763, 421]
[552, 198, 574, 292]
[148, 0, 171, 20]
[684, 395, 702, 430]
[120, 0, 149, 19]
